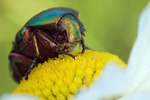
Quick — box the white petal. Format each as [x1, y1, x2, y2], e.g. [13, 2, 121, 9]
[124, 2, 150, 94]
[0, 94, 39, 100]
[138, 2, 150, 38]
[118, 92, 150, 100]
[73, 62, 127, 100]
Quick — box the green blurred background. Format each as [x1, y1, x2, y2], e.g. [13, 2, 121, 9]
[0, 0, 149, 96]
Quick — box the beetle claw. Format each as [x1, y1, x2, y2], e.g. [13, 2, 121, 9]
[25, 69, 30, 80]
[25, 73, 28, 80]
[25, 58, 36, 80]
[71, 54, 76, 59]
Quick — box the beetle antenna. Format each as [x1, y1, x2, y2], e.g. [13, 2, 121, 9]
[57, 47, 75, 59]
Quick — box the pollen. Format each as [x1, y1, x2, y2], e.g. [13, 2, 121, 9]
[13, 50, 126, 100]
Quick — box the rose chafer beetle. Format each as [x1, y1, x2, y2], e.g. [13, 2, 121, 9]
[9, 7, 86, 83]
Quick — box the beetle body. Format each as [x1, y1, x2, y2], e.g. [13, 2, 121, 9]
[9, 7, 85, 83]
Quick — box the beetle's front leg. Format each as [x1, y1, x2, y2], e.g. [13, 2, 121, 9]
[57, 47, 75, 58]
[35, 32, 76, 58]
[81, 39, 85, 53]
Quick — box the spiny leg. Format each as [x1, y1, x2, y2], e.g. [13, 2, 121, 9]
[81, 39, 85, 53]
[25, 58, 36, 80]
[57, 47, 75, 58]
[34, 31, 76, 58]
[25, 34, 40, 80]
[36, 32, 76, 58]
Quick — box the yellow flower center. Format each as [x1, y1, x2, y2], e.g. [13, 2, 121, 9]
[13, 50, 126, 100]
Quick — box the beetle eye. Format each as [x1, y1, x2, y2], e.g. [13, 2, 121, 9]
[57, 25, 69, 42]
[58, 25, 66, 33]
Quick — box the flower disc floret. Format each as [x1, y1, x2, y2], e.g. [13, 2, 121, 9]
[14, 50, 126, 100]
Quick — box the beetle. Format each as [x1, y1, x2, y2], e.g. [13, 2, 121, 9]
[9, 7, 86, 83]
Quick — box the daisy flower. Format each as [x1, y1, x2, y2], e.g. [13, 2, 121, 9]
[11, 2, 150, 100]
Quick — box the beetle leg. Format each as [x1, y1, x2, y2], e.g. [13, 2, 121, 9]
[25, 58, 37, 80]
[9, 53, 38, 83]
[35, 31, 76, 58]
[57, 47, 75, 58]
[34, 32, 57, 48]
[32, 34, 42, 59]
[9, 53, 33, 65]
[24, 34, 41, 80]
[81, 39, 85, 53]
[35, 32, 76, 58]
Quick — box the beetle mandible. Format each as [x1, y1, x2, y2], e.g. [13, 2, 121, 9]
[9, 7, 86, 83]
